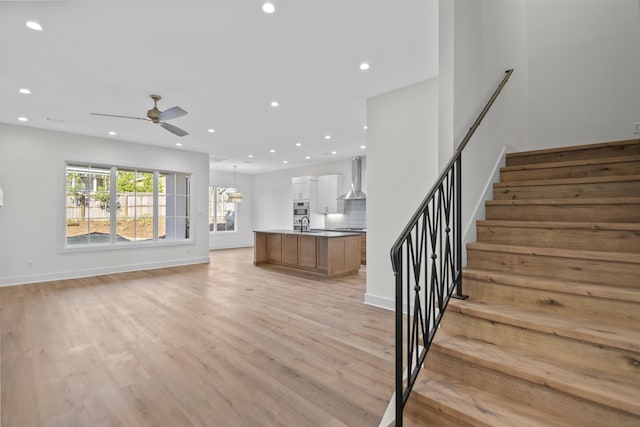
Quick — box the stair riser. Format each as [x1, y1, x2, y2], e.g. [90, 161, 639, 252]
[493, 180, 640, 200]
[405, 397, 475, 427]
[442, 309, 640, 377]
[506, 142, 640, 167]
[462, 278, 640, 323]
[466, 248, 639, 287]
[501, 160, 640, 182]
[486, 203, 640, 222]
[426, 350, 640, 427]
[476, 225, 640, 253]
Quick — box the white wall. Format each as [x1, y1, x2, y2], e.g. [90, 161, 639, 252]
[365, 78, 439, 309]
[527, 0, 640, 147]
[208, 169, 254, 250]
[363, 0, 638, 311]
[251, 158, 367, 231]
[440, 0, 529, 251]
[0, 124, 210, 286]
[440, 0, 639, 252]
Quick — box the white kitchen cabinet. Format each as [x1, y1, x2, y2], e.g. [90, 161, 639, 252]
[317, 174, 344, 214]
[292, 176, 317, 201]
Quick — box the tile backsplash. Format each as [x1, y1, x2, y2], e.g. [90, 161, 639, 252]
[324, 199, 366, 229]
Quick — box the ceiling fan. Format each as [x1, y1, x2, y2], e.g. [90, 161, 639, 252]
[91, 94, 189, 137]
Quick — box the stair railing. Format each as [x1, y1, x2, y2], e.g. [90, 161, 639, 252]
[390, 69, 514, 426]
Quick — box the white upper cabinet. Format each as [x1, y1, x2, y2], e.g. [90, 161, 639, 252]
[292, 176, 317, 201]
[317, 174, 344, 214]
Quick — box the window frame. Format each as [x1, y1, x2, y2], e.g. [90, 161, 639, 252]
[209, 186, 239, 234]
[60, 160, 194, 253]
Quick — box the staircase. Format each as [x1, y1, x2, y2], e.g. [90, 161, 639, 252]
[402, 139, 640, 426]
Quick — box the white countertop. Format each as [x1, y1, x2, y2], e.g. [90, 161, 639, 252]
[254, 229, 363, 238]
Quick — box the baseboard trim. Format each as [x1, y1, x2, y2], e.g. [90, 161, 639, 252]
[364, 293, 395, 311]
[462, 145, 508, 265]
[209, 242, 254, 250]
[0, 256, 211, 287]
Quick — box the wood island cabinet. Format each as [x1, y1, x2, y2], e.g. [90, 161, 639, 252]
[282, 234, 299, 266]
[254, 231, 361, 278]
[267, 233, 282, 263]
[298, 235, 317, 268]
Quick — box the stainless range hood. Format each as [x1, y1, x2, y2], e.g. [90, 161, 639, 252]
[338, 156, 366, 200]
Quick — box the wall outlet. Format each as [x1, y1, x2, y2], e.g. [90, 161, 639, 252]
[634, 122, 640, 134]
[27, 261, 33, 269]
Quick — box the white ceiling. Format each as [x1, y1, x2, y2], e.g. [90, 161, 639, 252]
[0, 1, 438, 174]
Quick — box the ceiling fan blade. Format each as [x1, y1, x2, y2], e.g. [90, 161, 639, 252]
[157, 106, 187, 121]
[160, 122, 189, 137]
[90, 112, 150, 121]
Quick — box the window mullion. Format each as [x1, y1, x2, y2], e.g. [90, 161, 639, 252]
[153, 171, 159, 241]
[110, 167, 117, 244]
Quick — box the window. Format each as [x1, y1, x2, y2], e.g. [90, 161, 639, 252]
[65, 163, 191, 247]
[162, 172, 191, 239]
[115, 169, 155, 242]
[209, 186, 237, 232]
[65, 165, 111, 244]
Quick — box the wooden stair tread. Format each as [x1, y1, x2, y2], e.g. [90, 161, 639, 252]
[432, 331, 640, 417]
[400, 140, 640, 425]
[486, 197, 640, 206]
[506, 139, 640, 160]
[476, 220, 640, 232]
[447, 299, 640, 353]
[493, 174, 640, 188]
[462, 268, 640, 303]
[467, 241, 640, 265]
[410, 370, 575, 427]
[501, 154, 640, 173]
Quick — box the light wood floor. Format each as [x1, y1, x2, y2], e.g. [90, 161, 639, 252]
[0, 248, 395, 427]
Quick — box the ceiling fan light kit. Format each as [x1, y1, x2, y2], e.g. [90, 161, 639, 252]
[91, 94, 189, 137]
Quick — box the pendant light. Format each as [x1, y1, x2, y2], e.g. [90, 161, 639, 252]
[226, 165, 243, 203]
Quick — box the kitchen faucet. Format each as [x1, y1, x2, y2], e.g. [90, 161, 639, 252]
[300, 215, 310, 232]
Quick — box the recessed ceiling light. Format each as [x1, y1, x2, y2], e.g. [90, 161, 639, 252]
[18, 117, 28, 122]
[295, 142, 301, 147]
[359, 62, 370, 71]
[208, 129, 215, 133]
[26, 21, 43, 31]
[305, 156, 311, 160]
[19, 88, 31, 94]
[283, 160, 288, 164]
[248, 154, 254, 158]
[108, 131, 116, 136]
[270, 149, 276, 153]
[360, 145, 366, 149]
[262, 2, 275, 14]
[325, 135, 331, 140]
[363, 125, 368, 130]
[270, 101, 279, 107]
[176, 143, 182, 147]
[331, 151, 337, 154]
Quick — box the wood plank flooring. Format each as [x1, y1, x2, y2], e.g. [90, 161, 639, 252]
[0, 248, 395, 427]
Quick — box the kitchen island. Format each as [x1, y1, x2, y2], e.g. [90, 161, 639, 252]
[254, 230, 361, 278]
